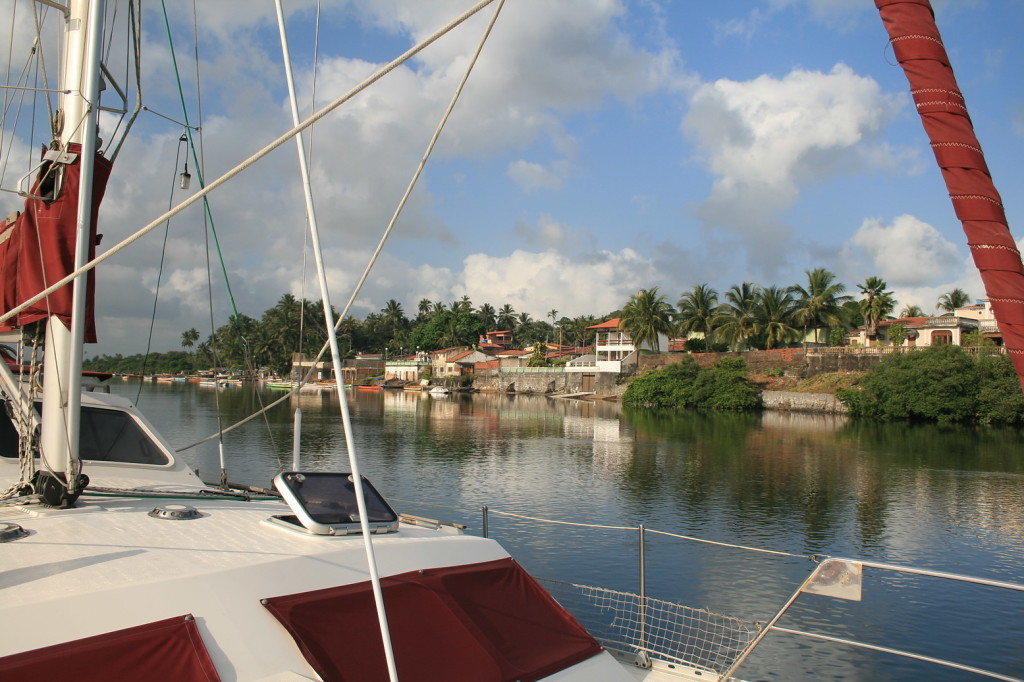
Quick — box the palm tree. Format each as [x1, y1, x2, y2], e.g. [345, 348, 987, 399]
[937, 288, 970, 313]
[180, 327, 200, 353]
[379, 300, 407, 349]
[899, 304, 925, 318]
[478, 303, 496, 330]
[417, 298, 432, 319]
[496, 304, 516, 330]
[620, 288, 674, 352]
[714, 282, 760, 351]
[857, 276, 895, 339]
[755, 286, 799, 350]
[562, 315, 597, 347]
[790, 268, 852, 347]
[676, 284, 718, 348]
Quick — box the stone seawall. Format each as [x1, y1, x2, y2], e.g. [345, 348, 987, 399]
[471, 371, 625, 396]
[761, 390, 848, 413]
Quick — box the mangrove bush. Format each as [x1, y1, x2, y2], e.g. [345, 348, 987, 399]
[836, 345, 1024, 425]
[622, 356, 760, 410]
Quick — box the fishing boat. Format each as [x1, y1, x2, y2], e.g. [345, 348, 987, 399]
[1, 1, 1022, 681]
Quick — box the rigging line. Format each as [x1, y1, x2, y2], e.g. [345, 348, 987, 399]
[105, 0, 141, 163]
[275, 5, 398, 679]
[0, 0, 500, 333]
[335, 0, 505, 352]
[158, 0, 240, 326]
[1, 0, 16, 166]
[296, 0, 322, 361]
[180, 0, 504, 451]
[135, 136, 185, 405]
[34, 2, 56, 136]
[0, 16, 44, 184]
[140, 106, 197, 130]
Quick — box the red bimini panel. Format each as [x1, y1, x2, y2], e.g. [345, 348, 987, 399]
[0, 143, 112, 343]
[876, 0, 1024, 389]
[262, 557, 604, 682]
[0, 614, 221, 682]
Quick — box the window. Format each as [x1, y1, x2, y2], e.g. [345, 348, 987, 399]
[0, 402, 168, 465]
[932, 331, 953, 346]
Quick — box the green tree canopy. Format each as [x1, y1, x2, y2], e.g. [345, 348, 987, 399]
[620, 288, 674, 352]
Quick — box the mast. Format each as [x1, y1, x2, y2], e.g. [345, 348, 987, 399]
[38, 0, 105, 503]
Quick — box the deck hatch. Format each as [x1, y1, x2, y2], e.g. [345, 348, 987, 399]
[272, 471, 398, 536]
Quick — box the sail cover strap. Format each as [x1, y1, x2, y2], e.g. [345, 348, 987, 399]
[0, 143, 112, 343]
[875, 0, 1024, 389]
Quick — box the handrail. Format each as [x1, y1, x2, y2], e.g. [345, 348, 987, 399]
[393, 501, 1024, 681]
[722, 557, 1024, 681]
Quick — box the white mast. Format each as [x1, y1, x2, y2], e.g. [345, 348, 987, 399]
[39, 0, 105, 498]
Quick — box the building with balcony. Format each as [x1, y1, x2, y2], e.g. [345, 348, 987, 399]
[581, 318, 637, 373]
[847, 315, 978, 347]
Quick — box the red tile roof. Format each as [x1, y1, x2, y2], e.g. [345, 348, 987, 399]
[587, 318, 621, 329]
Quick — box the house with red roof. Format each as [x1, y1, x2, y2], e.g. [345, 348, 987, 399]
[432, 347, 494, 379]
[576, 318, 637, 373]
[847, 314, 979, 347]
[478, 330, 514, 351]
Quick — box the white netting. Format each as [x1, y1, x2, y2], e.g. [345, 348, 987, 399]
[541, 579, 760, 676]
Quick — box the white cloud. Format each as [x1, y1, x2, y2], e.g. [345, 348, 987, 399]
[456, 248, 660, 318]
[683, 64, 906, 275]
[507, 160, 563, 191]
[844, 214, 961, 287]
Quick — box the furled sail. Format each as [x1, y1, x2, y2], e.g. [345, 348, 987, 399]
[0, 143, 111, 343]
[876, 0, 1024, 389]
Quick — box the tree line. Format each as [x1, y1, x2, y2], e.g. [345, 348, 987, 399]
[84, 269, 971, 375]
[621, 269, 970, 354]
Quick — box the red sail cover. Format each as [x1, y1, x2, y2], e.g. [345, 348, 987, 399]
[262, 557, 604, 682]
[0, 143, 111, 343]
[876, 0, 1024, 389]
[0, 614, 221, 681]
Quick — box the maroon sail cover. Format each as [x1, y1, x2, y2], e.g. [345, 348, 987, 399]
[0, 142, 110, 343]
[0, 615, 221, 681]
[262, 557, 604, 682]
[876, 0, 1024, 388]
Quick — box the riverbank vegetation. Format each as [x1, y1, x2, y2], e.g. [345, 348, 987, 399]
[86, 268, 977, 378]
[622, 357, 761, 410]
[836, 345, 1024, 425]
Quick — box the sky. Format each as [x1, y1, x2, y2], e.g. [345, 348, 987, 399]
[3, 0, 1024, 356]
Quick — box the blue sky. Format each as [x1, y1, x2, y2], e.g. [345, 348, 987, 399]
[4, 0, 1024, 355]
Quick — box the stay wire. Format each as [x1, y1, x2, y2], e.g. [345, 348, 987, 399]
[296, 0, 322, 361]
[135, 138, 184, 404]
[178, 0, 504, 451]
[0, 0, 500, 358]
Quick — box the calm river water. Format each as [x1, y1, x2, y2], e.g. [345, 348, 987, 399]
[113, 380, 1024, 681]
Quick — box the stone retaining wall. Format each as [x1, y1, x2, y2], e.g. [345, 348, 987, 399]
[761, 390, 848, 413]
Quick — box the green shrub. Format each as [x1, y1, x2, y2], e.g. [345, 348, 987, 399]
[836, 345, 1024, 424]
[622, 356, 759, 411]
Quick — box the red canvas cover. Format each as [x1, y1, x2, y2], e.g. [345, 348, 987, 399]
[262, 557, 603, 682]
[0, 143, 111, 342]
[0, 614, 220, 681]
[876, 0, 1024, 388]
